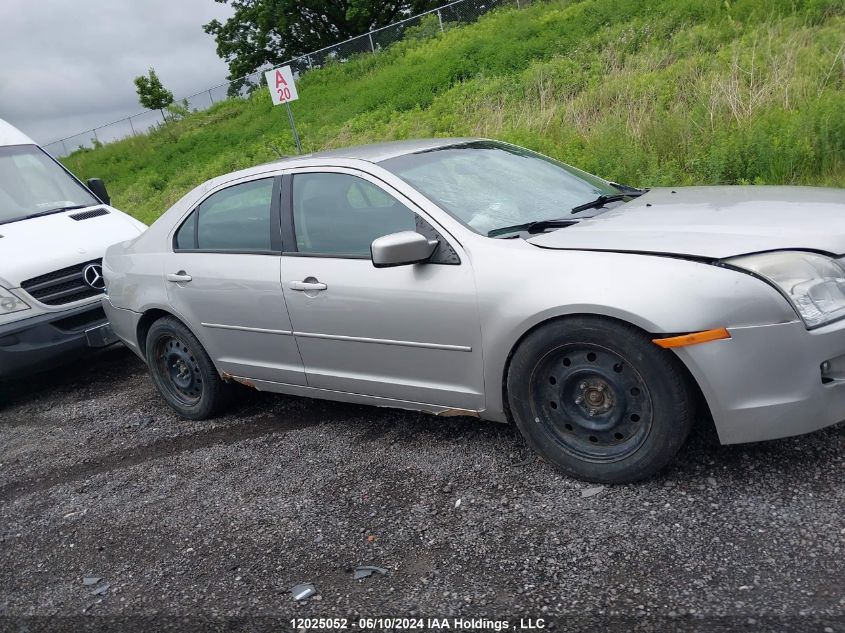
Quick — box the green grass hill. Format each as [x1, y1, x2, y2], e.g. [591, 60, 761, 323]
[62, 0, 845, 224]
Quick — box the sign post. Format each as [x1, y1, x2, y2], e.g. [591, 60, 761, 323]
[284, 102, 301, 154]
[264, 65, 301, 154]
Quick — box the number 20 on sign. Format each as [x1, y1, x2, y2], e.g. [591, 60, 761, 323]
[264, 65, 302, 153]
[266, 66, 298, 104]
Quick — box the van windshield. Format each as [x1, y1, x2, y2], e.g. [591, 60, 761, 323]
[0, 145, 99, 225]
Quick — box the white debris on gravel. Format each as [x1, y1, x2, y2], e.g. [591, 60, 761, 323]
[290, 583, 316, 601]
[581, 486, 605, 498]
[353, 566, 388, 580]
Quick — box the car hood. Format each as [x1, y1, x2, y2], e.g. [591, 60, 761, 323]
[0, 206, 145, 288]
[527, 186, 845, 259]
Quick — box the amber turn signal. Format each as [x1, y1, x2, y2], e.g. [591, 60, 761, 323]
[653, 328, 731, 349]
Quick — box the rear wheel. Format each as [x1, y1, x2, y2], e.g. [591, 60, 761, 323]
[506, 317, 693, 483]
[145, 316, 232, 420]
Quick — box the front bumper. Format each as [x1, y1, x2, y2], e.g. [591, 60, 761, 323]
[675, 318, 845, 444]
[0, 302, 118, 380]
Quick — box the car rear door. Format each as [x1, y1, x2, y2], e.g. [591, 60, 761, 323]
[279, 168, 484, 410]
[164, 174, 306, 386]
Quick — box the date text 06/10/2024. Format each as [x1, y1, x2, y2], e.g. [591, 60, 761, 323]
[289, 617, 547, 630]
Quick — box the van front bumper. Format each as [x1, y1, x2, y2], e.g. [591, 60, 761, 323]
[675, 319, 845, 444]
[0, 302, 117, 380]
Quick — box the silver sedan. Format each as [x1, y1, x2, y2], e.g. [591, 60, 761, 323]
[102, 138, 845, 483]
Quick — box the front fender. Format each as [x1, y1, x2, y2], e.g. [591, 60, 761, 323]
[472, 245, 798, 421]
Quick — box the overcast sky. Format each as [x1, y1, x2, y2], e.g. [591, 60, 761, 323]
[0, 0, 234, 145]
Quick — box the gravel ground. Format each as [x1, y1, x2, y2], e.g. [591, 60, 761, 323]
[0, 346, 843, 632]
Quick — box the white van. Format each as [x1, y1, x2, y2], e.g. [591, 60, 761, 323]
[0, 118, 146, 379]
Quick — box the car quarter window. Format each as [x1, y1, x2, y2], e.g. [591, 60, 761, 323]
[174, 209, 197, 250]
[174, 178, 275, 252]
[291, 173, 417, 257]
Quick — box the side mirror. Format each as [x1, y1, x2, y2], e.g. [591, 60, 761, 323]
[87, 178, 110, 206]
[371, 231, 438, 268]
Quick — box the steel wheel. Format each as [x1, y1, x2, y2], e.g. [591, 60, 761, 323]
[145, 316, 234, 420]
[508, 317, 694, 483]
[153, 335, 203, 405]
[529, 342, 653, 463]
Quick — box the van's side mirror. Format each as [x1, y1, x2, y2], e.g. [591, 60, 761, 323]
[371, 231, 438, 268]
[87, 178, 110, 206]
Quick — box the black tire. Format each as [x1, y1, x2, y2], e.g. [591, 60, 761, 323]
[145, 316, 233, 420]
[506, 316, 694, 484]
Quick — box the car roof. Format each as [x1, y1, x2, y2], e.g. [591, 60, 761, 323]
[195, 137, 485, 195]
[0, 118, 36, 147]
[304, 137, 482, 162]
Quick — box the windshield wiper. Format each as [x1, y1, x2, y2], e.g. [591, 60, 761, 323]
[488, 187, 647, 236]
[609, 181, 645, 195]
[28, 204, 88, 218]
[571, 193, 641, 214]
[488, 218, 578, 238]
[8, 205, 89, 225]
[0, 205, 90, 227]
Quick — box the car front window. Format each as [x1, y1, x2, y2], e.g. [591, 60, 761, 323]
[292, 172, 417, 257]
[0, 145, 99, 224]
[380, 141, 618, 236]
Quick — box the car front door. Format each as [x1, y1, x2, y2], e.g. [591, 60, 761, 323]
[164, 175, 306, 386]
[279, 168, 484, 411]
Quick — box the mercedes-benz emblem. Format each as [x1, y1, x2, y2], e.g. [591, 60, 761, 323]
[82, 263, 105, 290]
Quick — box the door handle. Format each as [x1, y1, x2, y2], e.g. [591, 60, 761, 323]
[166, 272, 193, 283]
[289, 280, 327, 291]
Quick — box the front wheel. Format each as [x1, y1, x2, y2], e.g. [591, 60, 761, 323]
[145, 316, 233, 420]
[506, 317, 694, 483]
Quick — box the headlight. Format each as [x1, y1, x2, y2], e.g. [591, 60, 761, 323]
[0, 287, 30, 315]
[726, 251, 845, 329]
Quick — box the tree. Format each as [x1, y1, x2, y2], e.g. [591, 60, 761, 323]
[134, 68, 175, 120]
[204, 0, 440, 94]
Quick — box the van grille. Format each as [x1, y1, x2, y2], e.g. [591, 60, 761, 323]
[21, 259, 104, 306]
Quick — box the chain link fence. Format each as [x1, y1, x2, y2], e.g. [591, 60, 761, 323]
[43, 0, 527, 158]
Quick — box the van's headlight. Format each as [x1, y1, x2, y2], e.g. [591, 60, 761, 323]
[0, 288, 30, 315]
[727, 251, 845, 329]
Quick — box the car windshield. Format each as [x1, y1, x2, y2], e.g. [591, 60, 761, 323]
[380, 141, 619, 236]
[0, 144, 99, 225]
